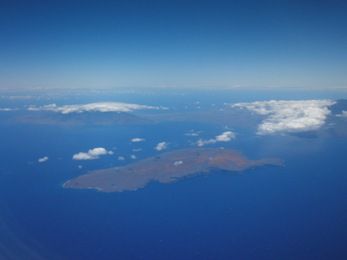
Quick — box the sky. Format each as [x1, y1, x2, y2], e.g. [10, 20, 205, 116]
[0, 0, 346, 90]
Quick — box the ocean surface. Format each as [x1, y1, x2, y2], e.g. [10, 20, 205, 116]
[1, 90, 347, 259]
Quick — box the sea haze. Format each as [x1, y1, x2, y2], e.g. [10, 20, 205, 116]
[0, 90, 347, 259]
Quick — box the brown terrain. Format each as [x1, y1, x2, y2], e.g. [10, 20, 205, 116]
[63, 148, 283, 193]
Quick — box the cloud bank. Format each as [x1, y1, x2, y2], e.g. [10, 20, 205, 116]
[232, 100, 335, 135]
[155, 142, 168, 151]
[197, 131, 235, 147]
[73, 147, 113, 160]
[28, 102, 164, 114]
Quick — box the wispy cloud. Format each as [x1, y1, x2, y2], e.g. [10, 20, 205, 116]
[2, 95, 34, 100]
[72, 147, 113, 160]
[232, 100, 335, 135]
[28, 102, 165, 114]
[196, 139, 215, 147]
[131, 137, 145, 142]
[155, 141, 168, 151]
[38, 156, 49, 163]
[337, 111, 347, 117]
[184, 130, 201, 137]
[0, 108, 17, 112]
[197, 131, 235, 147]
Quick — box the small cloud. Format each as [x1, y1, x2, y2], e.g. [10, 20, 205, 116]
[337, 111, 347, 117]
[78, 165, 83, 169]
[130, 155, 137, 160]
[184, 130, 201, 137]
[215, 131, 235, 142]
[0, 108, 17, 112]
[132, 148, 142, 152]
[72, 147, 113, 160]
[196, 138, 216, 147]
[131, 137, 145, 142]
[185, 132, 199, 137]
[118, 156, 125, 161]
[173, 160, 183, 166]
[38, 156, 49, 163]
[197, 131, 235, 147]
[155, 141, 168, 151]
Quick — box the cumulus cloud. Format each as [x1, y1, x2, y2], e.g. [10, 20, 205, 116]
[232, 100, 335, 135]
[155, 141, 168, 151]
[38, 156, 48, 163]
[72, 147, 113, 160]
[130, 155, 137, 160]
[28, 102, 164, 114]
[215, 131, 235, 142]
[197, 131, 235, 147]
[131, 137, 145, 142]
[118, 156, 125, 161]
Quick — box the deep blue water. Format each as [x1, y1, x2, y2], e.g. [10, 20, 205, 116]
[1, 91, 347, 259]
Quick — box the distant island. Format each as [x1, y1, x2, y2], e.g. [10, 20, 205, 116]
[63, 148, 283, 193]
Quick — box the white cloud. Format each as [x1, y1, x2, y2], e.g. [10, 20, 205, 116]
[118, 156, 125, 161]
[28, 102, 165, 114]
[184, 130, 201, 137]
[155, 141, 168, 151]
[232, 100, 335, 135]
[0, 108, 17, 112]
[337, 111, 347, 117]
[132, 148, 142, 152]
[185, 132, 199, 137]
[38, 156, 48, 163]
[196, 138, 216, 147]
[215, 131, 235, 142]
[196, 131, 235, 147]
[72, 147, 113, 160]
[173, 160, 183, 166]
[130, 154, 137, 160]
[131, 137, 145, 142]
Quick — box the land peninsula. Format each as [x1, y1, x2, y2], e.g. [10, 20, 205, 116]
[63, 148, 283, 192]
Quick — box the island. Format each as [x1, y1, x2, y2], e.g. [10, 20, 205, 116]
[63, 148, 283, 192]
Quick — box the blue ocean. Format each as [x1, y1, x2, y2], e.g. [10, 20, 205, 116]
[1, 90, 347, 259]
